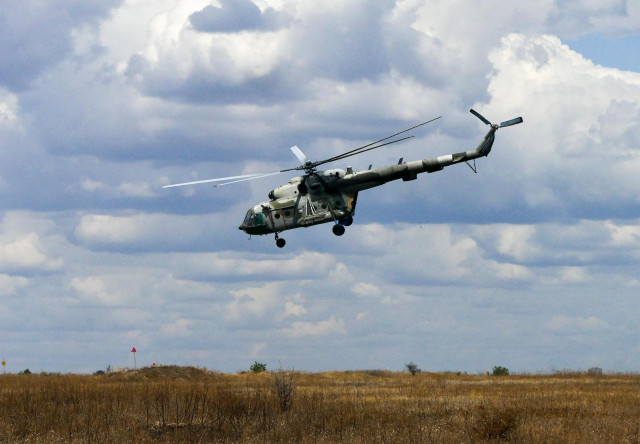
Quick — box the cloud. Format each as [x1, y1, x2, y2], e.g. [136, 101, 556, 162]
[3, 0, 640, 374]
[0, 90, 20, 127]
[0, 274, 29, 295]
[117, 181, 156, 198]
[545, 0, 640, 37]
[81, 178, 106, 192]
[284, 301, 307, 317]
[189, 0, 290, 33]
[124, 0, 471, 105]
[351, 282, 382, 297]
[476, 33, 640, 222]
[494, 225, 539, 261]
[74, 213, 239, 252]
[226, 282, 283, 320]
[0, 0, 123, 91]
[69, 276, 125, 306]
[249, 341, 267, 358]
[544, 315, 609, 335]
[0, 232, 64, 273]
[556, 266, 591, 283]
[350, 224, 482, 284]
[161, 318, 194, 338]
[281, 316, 346, 337]
[607, 221, 640, 247]
[76, 214, 147, 245]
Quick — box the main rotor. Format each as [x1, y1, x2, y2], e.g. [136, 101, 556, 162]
[162, 116, 441, 188]
[284, 116, 443, 176]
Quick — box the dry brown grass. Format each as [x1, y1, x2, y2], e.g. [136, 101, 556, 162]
[1, 367, 640, 442]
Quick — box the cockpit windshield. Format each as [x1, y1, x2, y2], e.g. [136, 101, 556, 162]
[243, 210, 264, 227]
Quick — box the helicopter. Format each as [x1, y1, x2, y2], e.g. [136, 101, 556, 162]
[163, 109, 523, 248]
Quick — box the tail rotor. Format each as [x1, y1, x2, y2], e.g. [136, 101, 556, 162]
[469, 109, 523, 160]
[470, 109, 523, 129]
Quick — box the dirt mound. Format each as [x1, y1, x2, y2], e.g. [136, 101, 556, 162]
[109, 365, 219, 380]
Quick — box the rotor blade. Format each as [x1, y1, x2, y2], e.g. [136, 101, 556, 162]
[278, 136, 417, 172]
[499, 117, 524, 128]
[213, 172, 282, 187]
[470, 109, 491, 126]
[318, 136, 415, 165]
[318, 116, 442, 166]
[290, 145, 309, 165]
[162, 171, 280, 188]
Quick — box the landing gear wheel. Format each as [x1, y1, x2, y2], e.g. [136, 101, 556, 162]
[275, 234, 286, 248]
[332, 224, 345, 236]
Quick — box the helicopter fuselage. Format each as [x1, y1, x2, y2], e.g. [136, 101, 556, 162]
[239, 168, 358, 235]
[238, 132, 497, 237]
[163, 109, 522, 248]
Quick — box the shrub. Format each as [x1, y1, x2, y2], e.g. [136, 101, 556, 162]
[405, 362, 421, 376]
[250, 361, 267, 373]
[273, 366, 295, 411]
[588, 367, 603, 376]
[492, 366, 509, 376]
[472, 404, 518, 440]
[19, 369, 31, 375]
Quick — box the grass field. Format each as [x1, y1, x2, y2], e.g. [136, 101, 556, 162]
[1, 366, 640, 442]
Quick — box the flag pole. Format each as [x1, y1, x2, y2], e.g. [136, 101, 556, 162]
[131, 347, 137, 369]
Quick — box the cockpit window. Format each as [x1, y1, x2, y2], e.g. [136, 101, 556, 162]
[243, 211, 264, 226]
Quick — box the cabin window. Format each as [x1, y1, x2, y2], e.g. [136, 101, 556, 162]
[274, 213, 281, 219]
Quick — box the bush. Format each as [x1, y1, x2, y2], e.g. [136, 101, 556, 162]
[19, 369, 31, 375]
[273, 366, 295, 411]
[250, 361, 267, 373]
[492, 366, 509, 376]
[405, 362, 421, 376]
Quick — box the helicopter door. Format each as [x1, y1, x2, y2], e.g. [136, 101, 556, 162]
[270, 206, 295, 230]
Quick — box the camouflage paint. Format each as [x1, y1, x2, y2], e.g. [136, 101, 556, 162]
[239, 125, 500, 236]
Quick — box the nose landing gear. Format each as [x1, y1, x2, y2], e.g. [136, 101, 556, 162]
[275, 233, 286, 248]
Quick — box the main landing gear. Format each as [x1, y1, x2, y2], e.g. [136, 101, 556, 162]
[275, 232, 286, 248]
[332, 216, 352, 236]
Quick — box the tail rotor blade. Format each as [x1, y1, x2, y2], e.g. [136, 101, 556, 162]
[499, 117, 524, 128]
[470, 109, 492, 126]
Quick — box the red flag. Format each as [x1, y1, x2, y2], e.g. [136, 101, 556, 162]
[131, 347, 137, 353]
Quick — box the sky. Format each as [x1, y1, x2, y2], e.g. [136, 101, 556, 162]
[1, 0, 640, 374]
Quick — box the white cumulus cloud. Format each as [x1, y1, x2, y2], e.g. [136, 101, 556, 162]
[281, 316, 346, 337]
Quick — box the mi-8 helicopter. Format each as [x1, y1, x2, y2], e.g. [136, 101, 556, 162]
[164, 109, 522, 248]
